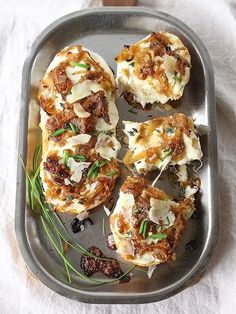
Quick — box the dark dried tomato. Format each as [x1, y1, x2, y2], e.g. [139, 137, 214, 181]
[99, 258, 123, 278]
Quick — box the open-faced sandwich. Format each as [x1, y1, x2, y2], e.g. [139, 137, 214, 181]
[110, 175, 200, 267]
[123, 113, 202, 174]
[38, 45, 121, 214]
[116, 32, 191, 109]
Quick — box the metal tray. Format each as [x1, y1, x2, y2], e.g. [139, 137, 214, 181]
[16, 7, 219, 304]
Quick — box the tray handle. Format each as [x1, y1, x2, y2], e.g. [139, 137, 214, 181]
[102, 0, 137, 6]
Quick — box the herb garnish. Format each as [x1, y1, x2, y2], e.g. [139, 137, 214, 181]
[71, 155, 87, 162]
[165, 127, 175, 134]
[68, 122, 77, 133]
[139, 219, 148, 238]
[51, 128, 66, 137]
[128, 127, 138, 136]
[173, 74, 181, 82]
[63, 151, 70, 165]
[70, 61, 91, 70]
[166, 216, 170, 225]
[20, 146, 135, 284]
[63, 151, 87, 165]
[129, 62, 135, 67]
[105, 170, 118, 176]
[149, 233, 167, 240]
[160, 148, 173, 162]
[128, 106, 137, 114]
[67, 195, 74, 201]
[87, 159, 109, 179]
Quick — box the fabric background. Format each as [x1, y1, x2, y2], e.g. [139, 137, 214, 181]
[0, 0, 235, 313]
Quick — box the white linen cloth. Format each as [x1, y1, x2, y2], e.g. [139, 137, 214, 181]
[0, 0, 236, 312]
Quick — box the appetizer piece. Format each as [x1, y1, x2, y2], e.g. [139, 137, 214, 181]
[116, 32, 191, 109]
[123, 113, 202, 174]
[110, 176, 199, 266]
[38, 45, 120, 214]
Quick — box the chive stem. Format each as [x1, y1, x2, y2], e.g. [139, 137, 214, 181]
[51, 128, 66, 137]
[149, 233, 167, 240]
[70, 61, 91, 70]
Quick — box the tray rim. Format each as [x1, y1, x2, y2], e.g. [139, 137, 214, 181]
[15, 6, 220, 304]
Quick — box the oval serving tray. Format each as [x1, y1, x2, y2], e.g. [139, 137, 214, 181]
[15, 7, 219, 304]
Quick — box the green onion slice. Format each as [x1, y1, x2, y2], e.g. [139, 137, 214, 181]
[70, 61, 91, 70]
[87, 160, 100, 178]
[51, 128, 66, 137]
[139, 219, 147, 235]
[71, 155, 87, 162]
[63, 151, 70, 165]
[142, 220, 148, 238]
[105, 170, 118, 176]
[160, 148, 172, 162]
[149, 233, 167, 240]
[68, 122, 77, 133]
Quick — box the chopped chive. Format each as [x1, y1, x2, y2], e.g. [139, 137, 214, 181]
[100, 159, 110, 168]
[51, 128, 66, 137]
[63, 151, 70, 165]
[71, 155, 87, 162]
[87, 160, 100, 178]
[173, 74, 181, 82]
[128, 106, 137, 114]
[142, 220, 148, 238]
[88, 159, 109, 178]
[139, 219, 147, 235]
[165, 127, 175, 134]
[129, 62, 135, 67]
[67, 195, 74, 201]
[160, 148, 172, 162]
[70, 61, 91, 70]
[166, 216, 170, 225]
[69, 122, 77, 133]
[67, 90, 72, 95]
[105, 170, 118, 176]
[149, 233, 167, 240]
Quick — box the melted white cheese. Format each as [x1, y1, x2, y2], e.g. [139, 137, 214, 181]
[66, 134, 91, 146]
[95, 134, 121, 160]
[96, 100, 119, 131]
[176, 165, 188, 182]
[149, 198, 176, 227]
[185, 185, 199, 198]
[73, 103, 91, 118]
[124, 120, 203, 174]
[113, 191, 135, 219]
[67, 158, 90, 183]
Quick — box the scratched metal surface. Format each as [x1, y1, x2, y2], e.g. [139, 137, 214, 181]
[15, 7, 219, 303]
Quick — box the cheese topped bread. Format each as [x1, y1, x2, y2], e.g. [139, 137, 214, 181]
[123, 113, 202, 174]
[38, 45, 120, 214]
[110, 175, 199, 267]
[116, 32, 191, 109]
